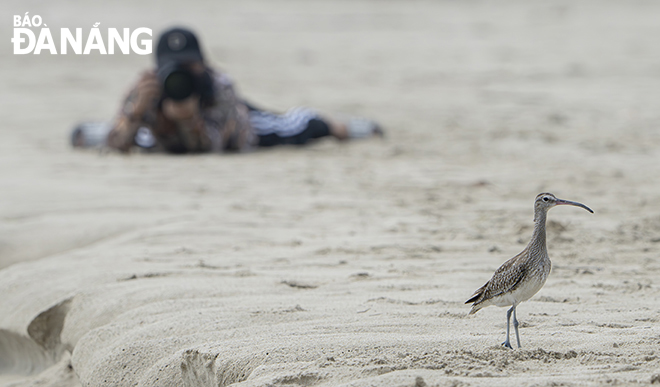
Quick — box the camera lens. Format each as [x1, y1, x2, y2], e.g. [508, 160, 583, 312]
[163, 70, 195, 101]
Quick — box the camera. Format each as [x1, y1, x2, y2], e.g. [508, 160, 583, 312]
[157, 63, 198, 101]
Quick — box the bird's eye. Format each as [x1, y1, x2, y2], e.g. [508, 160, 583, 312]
[542, 197, 549, 202]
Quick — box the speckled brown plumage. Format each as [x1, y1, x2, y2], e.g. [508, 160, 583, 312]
[465, 193, 593, 348]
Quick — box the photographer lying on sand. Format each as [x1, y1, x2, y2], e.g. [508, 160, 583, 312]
[72, 27, 382, 153]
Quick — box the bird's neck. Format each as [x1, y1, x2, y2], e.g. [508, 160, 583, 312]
[529, 210, 547, 252]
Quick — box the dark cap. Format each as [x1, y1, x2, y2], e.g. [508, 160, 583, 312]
[156, 27, 204, 68]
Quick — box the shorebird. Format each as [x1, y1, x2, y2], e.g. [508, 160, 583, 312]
[465, 193, 593, 349]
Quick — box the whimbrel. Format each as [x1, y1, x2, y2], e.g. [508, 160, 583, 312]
[465, 193, 593, 349]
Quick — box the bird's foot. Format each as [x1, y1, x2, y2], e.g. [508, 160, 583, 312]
[501, 341, 513, 349]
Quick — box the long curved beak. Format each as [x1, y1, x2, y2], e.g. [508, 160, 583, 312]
[556, 198, 594, 213]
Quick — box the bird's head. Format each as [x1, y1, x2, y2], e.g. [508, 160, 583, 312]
[534, 192, 593, 221]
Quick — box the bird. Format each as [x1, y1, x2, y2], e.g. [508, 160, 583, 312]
[465, 192, 593, 349]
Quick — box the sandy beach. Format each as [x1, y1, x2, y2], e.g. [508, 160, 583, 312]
[1, 0, 660, 386]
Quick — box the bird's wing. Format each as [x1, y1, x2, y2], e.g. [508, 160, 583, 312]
[480, 250, 528, 301]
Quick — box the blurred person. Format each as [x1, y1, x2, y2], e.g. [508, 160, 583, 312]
[72, 27, 382, 153]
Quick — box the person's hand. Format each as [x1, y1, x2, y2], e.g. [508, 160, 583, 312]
[132, 71, 160, 118]
[162, 95, 200, 121]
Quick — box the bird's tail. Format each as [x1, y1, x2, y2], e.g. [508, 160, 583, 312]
[467, 303, 484, 315]
[465, 284, 487, 315]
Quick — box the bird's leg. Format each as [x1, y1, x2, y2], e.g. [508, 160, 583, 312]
[512, 305, 521, 348]
[502, 306, 514, 349]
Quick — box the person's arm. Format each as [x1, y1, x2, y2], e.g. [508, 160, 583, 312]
[209, 73, 254, 151]
[106, 71, 160, 152]
[222, 103, 253, 151]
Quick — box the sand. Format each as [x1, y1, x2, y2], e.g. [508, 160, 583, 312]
[1, 0, 660, 386]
